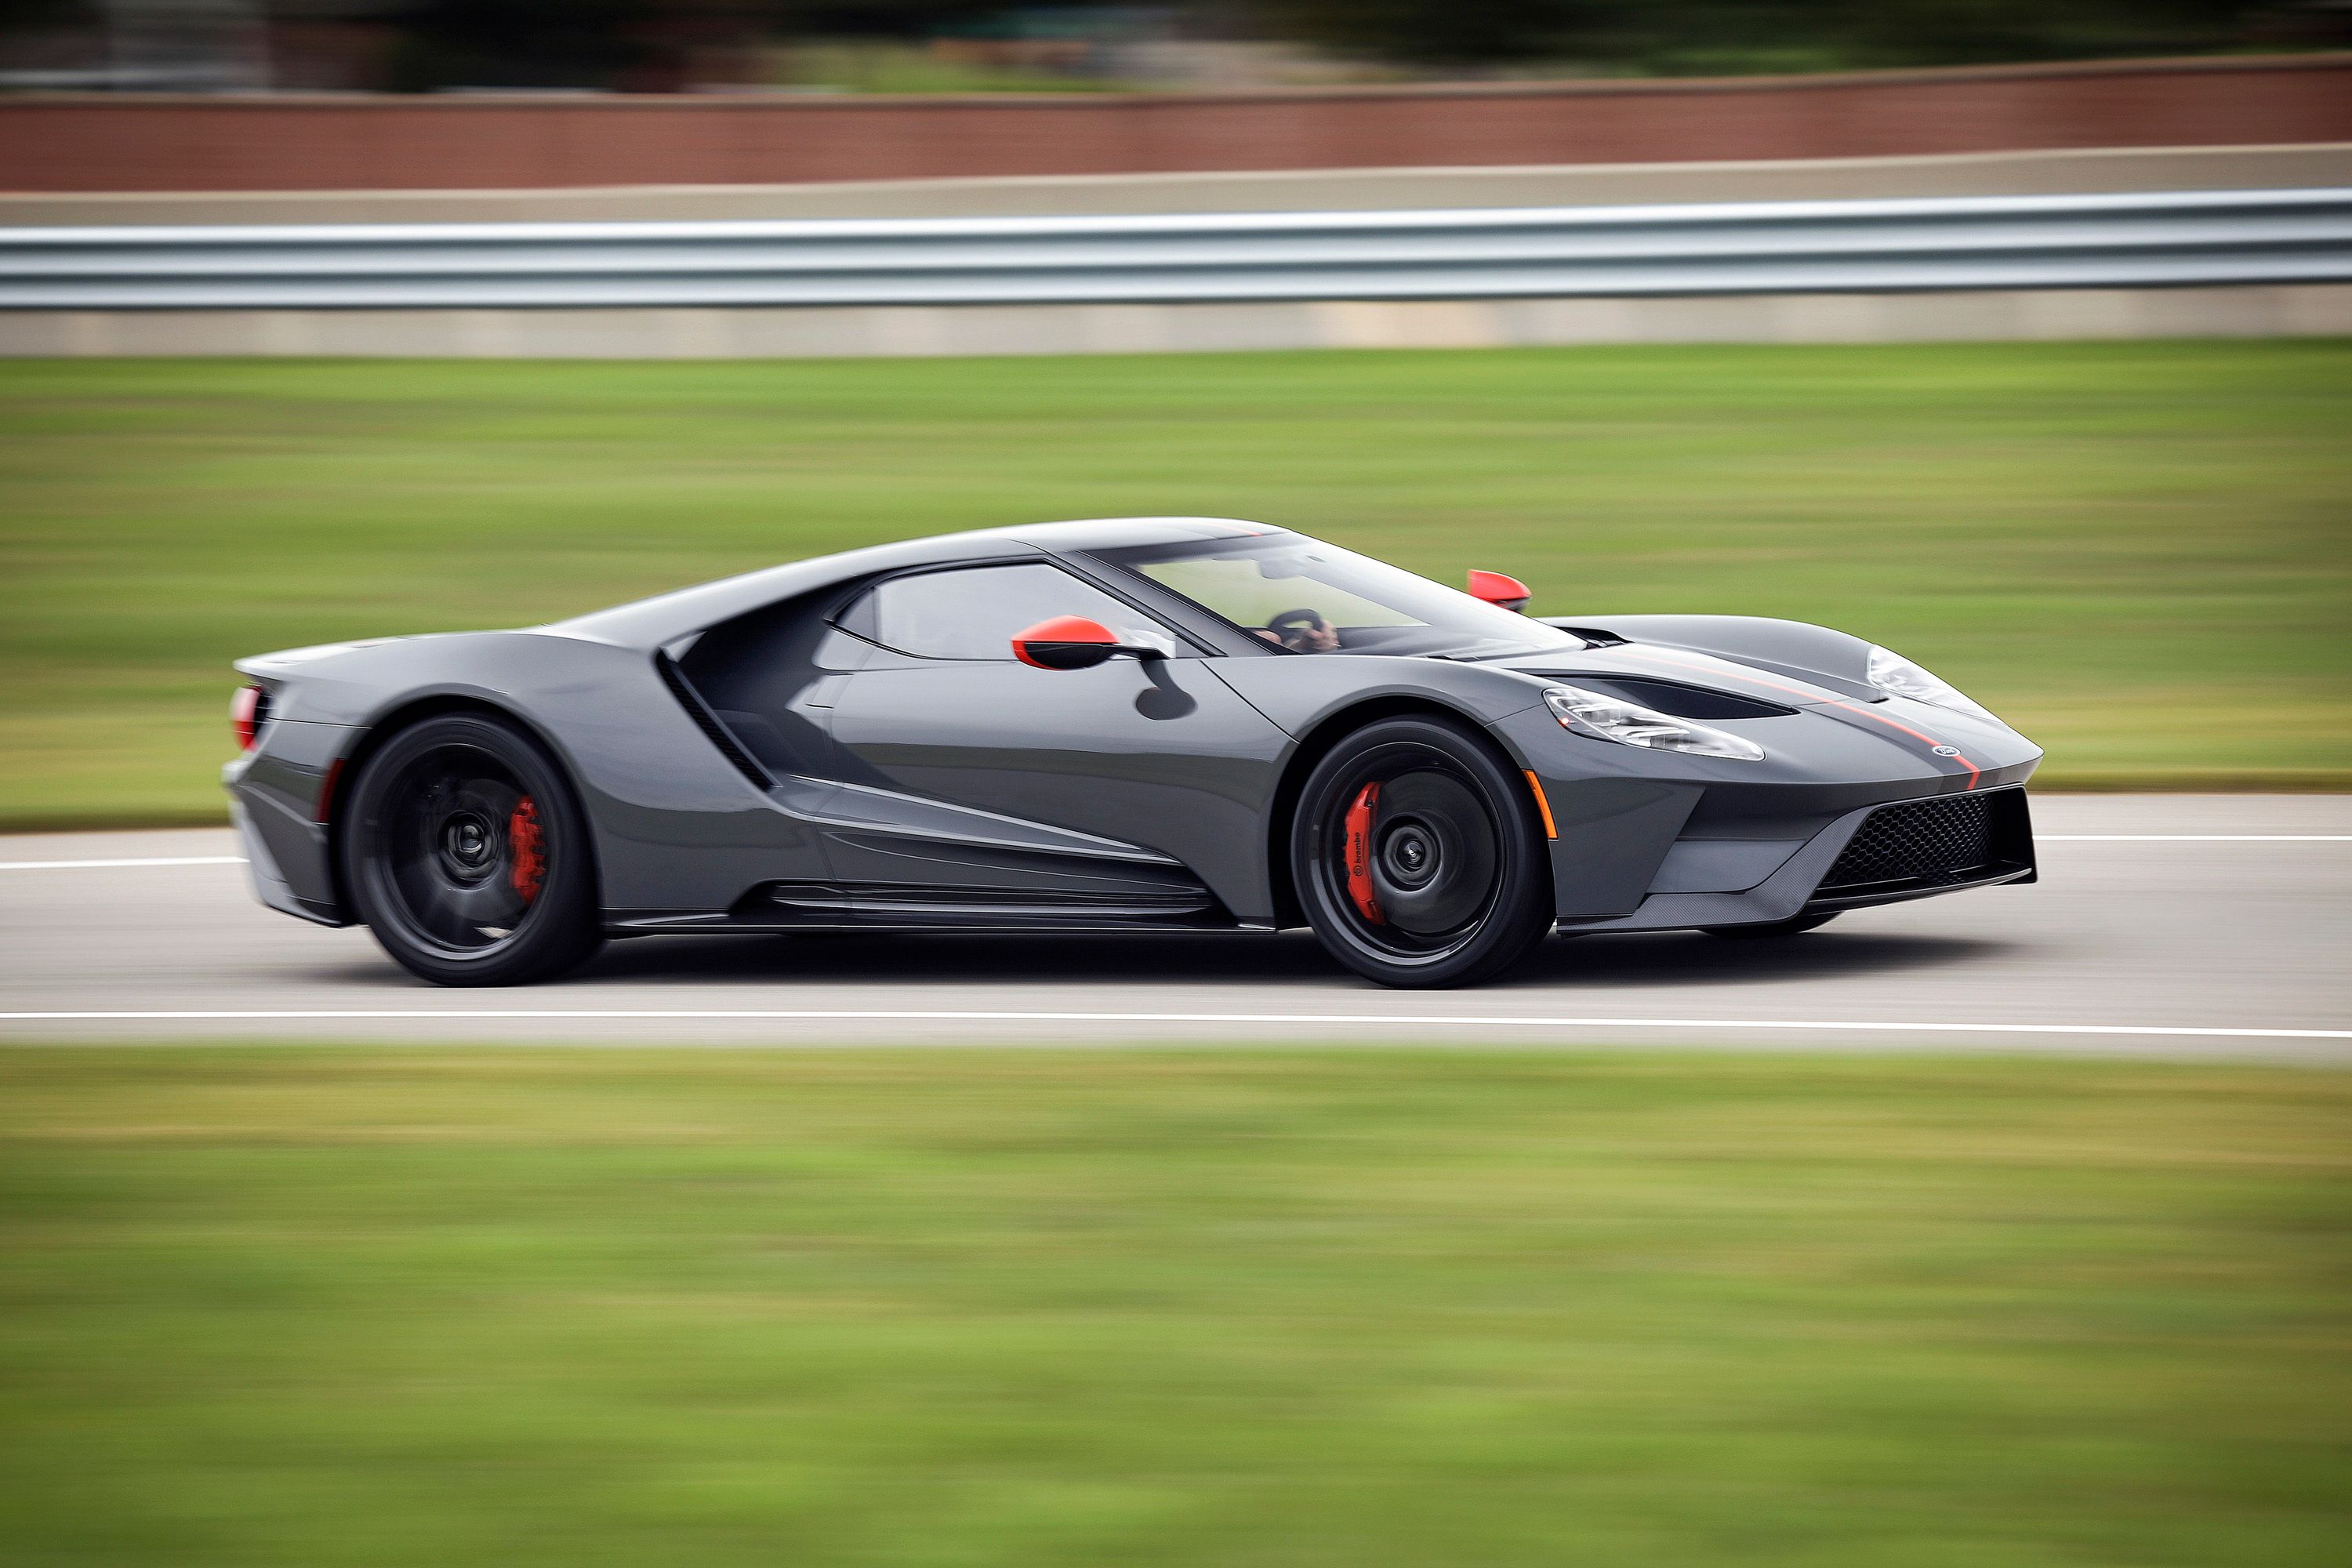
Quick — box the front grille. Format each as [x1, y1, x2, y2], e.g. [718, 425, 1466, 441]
[1818, 791, 2016, 897]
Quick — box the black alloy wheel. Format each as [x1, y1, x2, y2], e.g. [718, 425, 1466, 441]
[1290, 716, 1555, 988]
[339, 713, 602, 986]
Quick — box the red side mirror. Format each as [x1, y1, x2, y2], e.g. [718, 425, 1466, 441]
[1468, 569, 1531, 614]
[1012, 615, 1120, 670]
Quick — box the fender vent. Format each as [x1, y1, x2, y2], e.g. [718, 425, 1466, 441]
[1586, 677, 1795, 720]
[654, 653, 772, 788]
[1520, 674, 1795, 720]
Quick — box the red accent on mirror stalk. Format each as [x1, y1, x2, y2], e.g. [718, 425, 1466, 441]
[1467, 569, 1531, 613]
[1343, 782, 1385, 924]
[230, 684, 263, 751]
[1011, 615, 1118, 669]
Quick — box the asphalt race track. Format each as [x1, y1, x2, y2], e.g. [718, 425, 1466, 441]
[3, 795, 2347, 1061]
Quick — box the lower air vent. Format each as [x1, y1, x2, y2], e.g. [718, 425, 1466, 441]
[1817, 789, 2030, 900]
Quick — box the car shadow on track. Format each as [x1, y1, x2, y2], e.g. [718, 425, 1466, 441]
[550, 926, 2020, 992]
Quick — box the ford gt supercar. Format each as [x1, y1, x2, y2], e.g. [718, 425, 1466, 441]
[225, 518, 2040, 988]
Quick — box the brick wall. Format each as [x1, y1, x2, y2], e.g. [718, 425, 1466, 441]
[5, 54, 2347, 193]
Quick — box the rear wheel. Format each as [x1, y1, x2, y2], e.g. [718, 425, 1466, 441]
[1290, 717, 1554, 989]
[1701, 912, 1839, 940]
[339, 713, 602, 986]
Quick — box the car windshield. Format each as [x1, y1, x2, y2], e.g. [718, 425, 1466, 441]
[1089, 533, 1585, 659]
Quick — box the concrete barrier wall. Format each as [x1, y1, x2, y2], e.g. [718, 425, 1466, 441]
[9, 146, 2347, 227]
[5, 54, 2349, 194]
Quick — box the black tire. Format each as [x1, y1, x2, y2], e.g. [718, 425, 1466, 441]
[339, 712, 603, 987]
[1290, 716, 1555, 989]
[1701, 912, 1839, 940]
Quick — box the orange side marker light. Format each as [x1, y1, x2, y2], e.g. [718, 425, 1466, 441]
[1523, 771, 1559, 840]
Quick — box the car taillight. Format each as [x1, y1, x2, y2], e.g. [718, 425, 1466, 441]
[231, 684, 268, 751]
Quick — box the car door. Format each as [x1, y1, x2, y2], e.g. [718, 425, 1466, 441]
[822, 559, 1290, 925]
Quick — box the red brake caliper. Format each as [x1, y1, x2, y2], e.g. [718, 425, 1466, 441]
[1343, 782, 1385, 924]
[508, 795, 546, 904]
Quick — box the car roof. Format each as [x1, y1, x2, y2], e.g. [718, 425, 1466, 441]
[1000, 517, 1277, 552]
[550, 517, 1283, 649]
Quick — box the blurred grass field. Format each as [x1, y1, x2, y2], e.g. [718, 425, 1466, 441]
[2, 1046, 2347, 1566]
[2, 341, 2347, 828]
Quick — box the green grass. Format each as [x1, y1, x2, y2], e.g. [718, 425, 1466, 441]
[2, 342, 2348, 828]
[774, 40, 1132, 94]
[2, 1046, 2347, 1566]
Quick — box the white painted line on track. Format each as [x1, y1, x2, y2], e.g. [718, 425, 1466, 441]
[2034, 834, 2352, 842]
[3, 837, 2347, 873]
[2, 1009, 2347, 1042]
[0, 855, 245, 870]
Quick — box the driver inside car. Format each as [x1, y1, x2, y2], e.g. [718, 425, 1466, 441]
[1259, 608, 1341, 652]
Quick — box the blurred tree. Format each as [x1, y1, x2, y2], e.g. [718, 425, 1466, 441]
[376, 2, 1030, 89]
[0, 0, 88, 25]
[5, 0, 2329, 89]
[1241, 1, 2303, 71]
[383, 0, 692, 89]
[1243, 0, 1582, 64]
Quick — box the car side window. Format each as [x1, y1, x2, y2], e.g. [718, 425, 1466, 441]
[851, 563, 1178, 662]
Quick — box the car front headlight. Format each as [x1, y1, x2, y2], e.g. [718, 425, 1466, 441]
[1544, 685, 1765, 762]
[1864, 645, 1998, 724]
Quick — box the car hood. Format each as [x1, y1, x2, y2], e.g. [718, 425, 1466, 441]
[1486, 640, 2038, 781]
[1490, 642, 1853, 704]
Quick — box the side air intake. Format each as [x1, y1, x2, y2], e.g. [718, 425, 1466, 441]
[654, 653, 773, 788]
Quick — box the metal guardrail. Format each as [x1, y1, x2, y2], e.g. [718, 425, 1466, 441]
[2, 188, 2348, 310]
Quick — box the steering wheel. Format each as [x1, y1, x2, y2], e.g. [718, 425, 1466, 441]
[1266, 608, 1327, 644]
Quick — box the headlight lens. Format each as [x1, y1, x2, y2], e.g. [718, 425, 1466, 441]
[1544, 684, 1765, 761]
[1865, 645, 1998, 724]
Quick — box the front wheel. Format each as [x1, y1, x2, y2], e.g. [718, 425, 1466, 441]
[339, 712, 603, 986]
[1290, 717, 1555, 989]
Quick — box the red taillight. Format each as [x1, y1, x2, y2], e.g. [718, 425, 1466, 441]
[230, 684, 266, 752]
